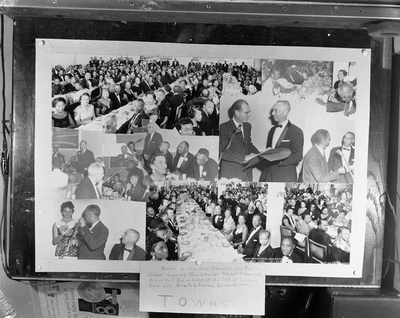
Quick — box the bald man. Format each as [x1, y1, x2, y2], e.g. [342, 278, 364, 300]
[260, 100, 304, 182]
[109, 229, 146, 261]
[316, 82, 356, 116]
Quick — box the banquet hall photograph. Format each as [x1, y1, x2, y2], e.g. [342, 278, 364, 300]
[219, 58, 357, 183]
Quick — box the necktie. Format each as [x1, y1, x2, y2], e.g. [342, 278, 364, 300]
[199, 165, 203, 177]
[124, 248, 132, 253]
[95, 185, 101, 199]
[343, 147, 350, 151]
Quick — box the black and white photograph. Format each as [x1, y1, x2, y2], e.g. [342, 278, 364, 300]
[219, 58, 357, 183]
[36, 199, 146, 272]
[37, 40, 370, 278]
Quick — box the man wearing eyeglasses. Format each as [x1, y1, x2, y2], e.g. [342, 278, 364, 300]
[219, 99, 260, 181]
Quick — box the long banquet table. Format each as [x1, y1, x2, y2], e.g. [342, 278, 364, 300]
[176, 195, 244, 263]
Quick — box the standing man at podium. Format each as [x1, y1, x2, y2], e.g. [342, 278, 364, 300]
[219, 99, 259, 181]
[260, 100, 304, 182]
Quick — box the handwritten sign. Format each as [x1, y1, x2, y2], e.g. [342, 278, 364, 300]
[140, 262, 265, 315]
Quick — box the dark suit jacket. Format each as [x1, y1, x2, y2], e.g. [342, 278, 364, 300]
[109, 92, 123, 110]
[116, 111, 149, 133]
[53, 152, 65, 164]
[302, 145, 340, 183]
[273, 248, 303, 263]
[219, 119, 259, 181]
[126, 183, 146, 202]
[143, 131, 163, 158]
[165, 151, 174, 172]
[166, 94, 184, 128]
[140, 81, 152, 94]
[109, 243, 146, 261]
[78, 221, 109, 260]
[126, 166, 145, 185]
[76, 149, 95, 174]
[198, 109, 213, 136]
[242, 226, 263, 258]
[75, 176, 99, 199]
[192, 157, 219, 181]
[309, 228, 332, 248]
[172, 152, 195, 178]
[251, 244, 275, 261]
[327, 146, 355, 183]
[260, 121, 304, 182]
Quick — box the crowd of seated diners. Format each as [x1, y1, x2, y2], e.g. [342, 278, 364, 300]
[145, 183, 218, 261]
[51, 56, 261, 134]
[280, 186, 353, 263]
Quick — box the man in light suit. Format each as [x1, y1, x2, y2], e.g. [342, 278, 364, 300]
[172, 141, 195, 179]
[219, 99, 260, 181]
[77, 204, 109, 260]
[302, 129, 347, 183]
[192, 148, 219, 181]
[109, 229, 146, 261]
[76, 140, 95, 176]
[142, 122, 163, 162]
[327, 131, 355, 183]
[75, 163, 104, 199]
[260, 100, 304, 182]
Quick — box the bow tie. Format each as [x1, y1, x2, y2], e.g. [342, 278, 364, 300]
[342, 147, 350, 151]
[275, 124, 283, 128]
[124, 248, 132, 253]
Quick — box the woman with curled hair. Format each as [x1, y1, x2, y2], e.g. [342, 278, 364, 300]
[230, 213, 248, 249]
[52, 201, 79, 258]
[74, 92, 96, 126]
[131, 76, 143, 100]
[149, 152, 168, 182]
[144, 91, 160, 123]
[187, 104, 205, 136]
[52, 97, 76, 128]
[146, 236, 169, 261]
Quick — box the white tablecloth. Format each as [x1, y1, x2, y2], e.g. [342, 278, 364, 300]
[176, 198, 244, 263]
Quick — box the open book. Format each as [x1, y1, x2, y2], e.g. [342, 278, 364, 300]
[242, 148, 291, 169]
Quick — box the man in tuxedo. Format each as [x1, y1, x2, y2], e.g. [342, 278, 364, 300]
[109, 229, 146, 261]
[219, 99, 260, 181]
[109, 84, 123, 110]
[76, 140, 95, 176]
[77, 204, 109, 260]
[125, 174, 145, 201]
[160, 141, 174, 173]
[211, 205, 224, 230]
[238, 214, 263, 258]
[53, 146, 65, 164]
[222, 60, 229, 73]
[142, 122, 163, 162]
[140, 74, 152, 94]
[274, 236, 303, 263]
[172, 141, 195, 179]
[166, 85, 184, 129]
[75, 163, 104, 199]
[204, 100, 220, 135]
[192, 148, 218, 181]
[328, 131, 355, 183]
[309, 219, 332, 249]
[260, 100, 304, 182]
[116, 99, 149, 133]
[239, 62, 248, 74]
[302, 129, 347, 183]
[172, 58, 179, 68]
[117, 145, 130, 160]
